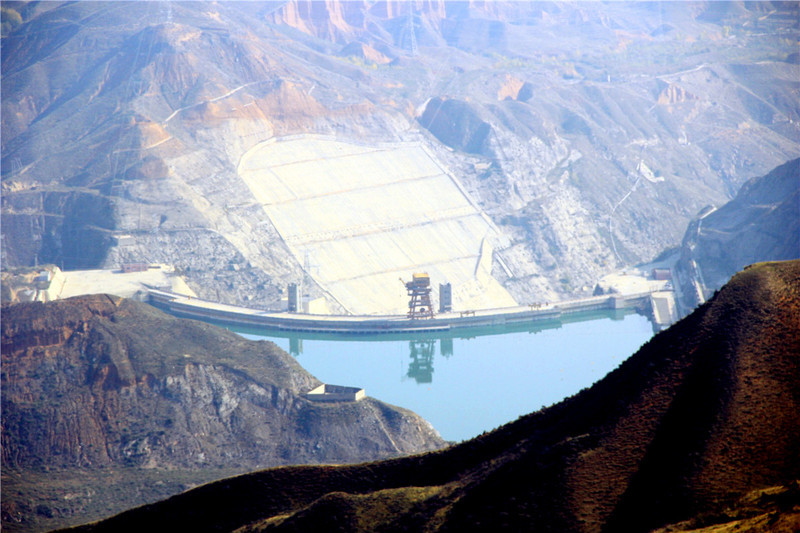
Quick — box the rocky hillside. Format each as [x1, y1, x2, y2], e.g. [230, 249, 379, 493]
[1, 295, 445, 531]
[57, 260, 800, 532]
[2, 2, 798, 308]
[676, 158, 799, 310]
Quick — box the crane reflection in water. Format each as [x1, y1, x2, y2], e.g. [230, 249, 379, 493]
[289, 336, 452, 384]
[407, 340, 435, 383]
[406, 339, 455, 383]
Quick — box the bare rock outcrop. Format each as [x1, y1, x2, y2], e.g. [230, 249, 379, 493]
[2, 295, 445, 470]
[418, 97, 493, 156]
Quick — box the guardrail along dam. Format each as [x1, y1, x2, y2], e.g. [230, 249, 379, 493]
[238, 135, 517, 315]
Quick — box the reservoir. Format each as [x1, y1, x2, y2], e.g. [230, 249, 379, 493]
[235, 310, 655, 443]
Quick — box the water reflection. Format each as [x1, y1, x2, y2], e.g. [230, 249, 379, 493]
[408, 340, 436, 383]
[238, 308, 642, 381]
[440, 337, 454, 358]
[228, 310, 655, 441]
[289, 337, 303, 356]
[287, 335, 446, 385]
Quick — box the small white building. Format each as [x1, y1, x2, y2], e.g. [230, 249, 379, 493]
[304, 384, 365, 402]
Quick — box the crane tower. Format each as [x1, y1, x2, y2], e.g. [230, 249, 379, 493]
[402, 273, 434, 319]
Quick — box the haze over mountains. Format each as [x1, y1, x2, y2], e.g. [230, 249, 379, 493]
[54, 261, 800, 532]
[2, 1, 798, 311]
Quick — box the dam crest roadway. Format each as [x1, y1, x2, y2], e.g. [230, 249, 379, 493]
[147, 287, 672, 336]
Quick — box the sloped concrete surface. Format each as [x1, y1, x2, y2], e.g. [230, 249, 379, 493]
[238, 136, 516, 314]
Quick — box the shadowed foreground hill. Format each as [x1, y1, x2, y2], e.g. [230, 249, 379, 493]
[62, 261, 800, 533]
[1, 295, 445, 531]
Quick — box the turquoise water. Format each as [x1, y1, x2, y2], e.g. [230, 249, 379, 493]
[236, 311, 655, 442]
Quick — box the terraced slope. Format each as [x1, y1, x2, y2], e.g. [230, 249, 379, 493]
[238, 136, 516, 314]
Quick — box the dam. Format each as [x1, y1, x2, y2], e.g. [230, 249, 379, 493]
[147, 288, 656, 335]
[147, 288, 658, 442]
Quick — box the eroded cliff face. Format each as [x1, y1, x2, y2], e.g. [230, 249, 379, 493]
[1, 295, 445, 470]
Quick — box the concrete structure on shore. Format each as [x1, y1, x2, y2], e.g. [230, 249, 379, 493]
[305, 384, 366, 402]
[1, 264, 196, 304]
[650, 291, 678, 329]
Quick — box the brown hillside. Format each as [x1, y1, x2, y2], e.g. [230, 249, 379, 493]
[60, 260, 800, 532]
[1, 295, 445, 531]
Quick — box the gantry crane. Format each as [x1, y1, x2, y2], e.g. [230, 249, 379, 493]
[400, 273, 434, 319]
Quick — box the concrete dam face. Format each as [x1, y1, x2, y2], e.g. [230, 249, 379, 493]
[238, 136, 517, 315]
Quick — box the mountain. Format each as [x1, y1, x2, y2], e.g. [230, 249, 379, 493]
[56, 260, 800, 532]
[0, 295, 445, 531]
[676, 158, 800, 311]
[2, 2, 798, 311]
